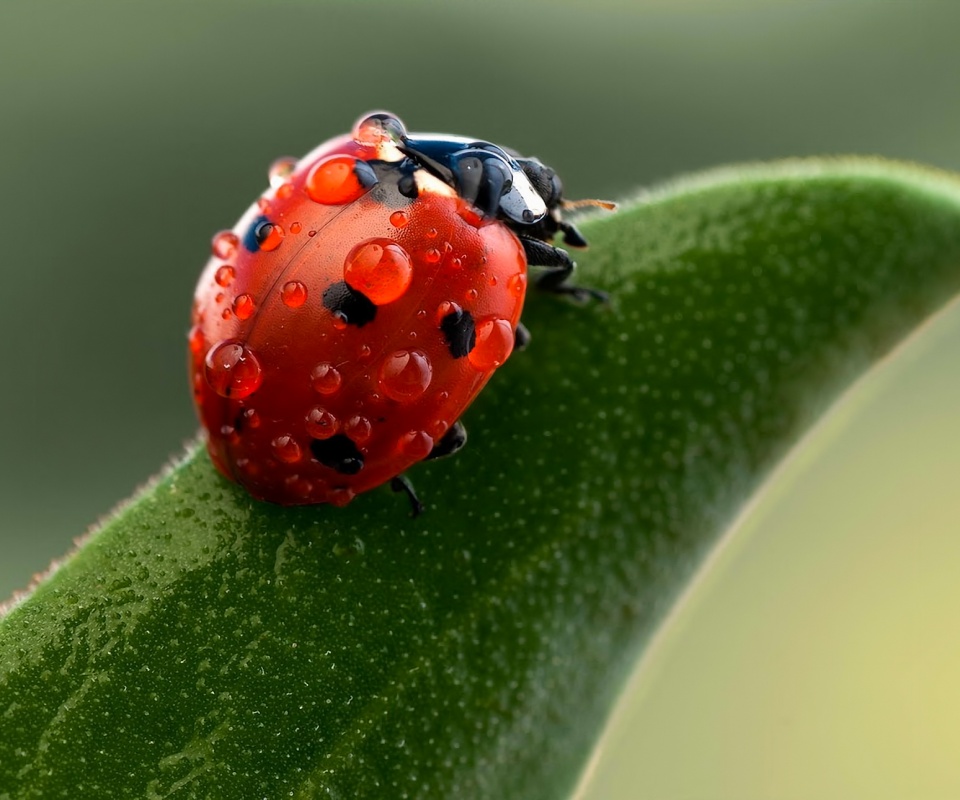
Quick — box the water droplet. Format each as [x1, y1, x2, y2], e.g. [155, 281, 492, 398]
[328, 487, 355, 507]
[358, 344, 372, 360]
[488, 275, 498, 287]
[233, 293, 256, 320]
[275, 182, 293, 200]
[257, 197, 272, 214]
[464, 288, 479, 303]
[397, 430, 433, 460]
[215, 292, 225, 304]
[306, 155, 369, 205]
[332, 314, 348, 331]
[450, 256, 463, 270]
[254, 220, 285, 252]
[281, 281, 308, 308]
[241, 407, 261, 429]
[379, 350, 432, 402]
[272, 434, 302, 463]
[307, 230, 317, 237]
[424, 248, 440, 265]
[389, 210, 409, 228]
[435, 300, 462, 326]
[204, 341, 263, 399]
[268, 156, 297, 188]
[344, 415, 372, 444]
[285, 474, 314, 500]
[426, 228, 438, 239]
[429, 419, 449, 439]
[343, 239, 413, 305]
[508, 272, 527, 297]
[214, 265, 235, 287]
[468, 318, 514, 371]
[188, 325, 205, 356]
[221, 308, 232, 320]
[352, 111, 406, 147]
[290, 221, 303, 234]
[306, 406, 339, 439]
[211, 230, 239, 260]
[311, 363, 342, 394]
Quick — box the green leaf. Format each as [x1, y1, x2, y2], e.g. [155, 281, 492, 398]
[3, 159, 960, 799]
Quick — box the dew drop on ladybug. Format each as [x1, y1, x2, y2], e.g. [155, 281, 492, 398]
[189, 111, 610, 512]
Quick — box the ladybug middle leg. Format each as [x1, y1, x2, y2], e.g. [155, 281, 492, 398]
[426, 420, 468, 461]
[389, 422, 468, 517]
[519, 236, 609, 304]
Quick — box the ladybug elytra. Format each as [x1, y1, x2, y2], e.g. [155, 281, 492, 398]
[189, 112, 610, 514]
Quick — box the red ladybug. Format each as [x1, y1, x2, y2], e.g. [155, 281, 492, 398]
[189, 112, 609, 514]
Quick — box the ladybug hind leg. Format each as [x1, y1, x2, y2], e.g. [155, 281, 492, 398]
[519, 236, 608, 304]
[391, 475, 425, 518]
[514, 322, 531, 352]
[426, 420, 467, 461]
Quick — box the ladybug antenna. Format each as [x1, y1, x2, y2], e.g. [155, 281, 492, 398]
[561, 198, 617, 212]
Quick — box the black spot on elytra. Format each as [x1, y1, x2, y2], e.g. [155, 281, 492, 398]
[311, 434, 365, 475]
[397, 170, 419, 199]
[440, 308, 476, 358]
[322, 281, 377, 327]
[243, 215, 275, 253]
[353, 159, 379, 189]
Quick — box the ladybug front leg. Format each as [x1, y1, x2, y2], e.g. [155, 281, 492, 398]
[519, 236, 608, 303]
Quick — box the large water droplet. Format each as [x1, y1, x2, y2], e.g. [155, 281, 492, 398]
[233, 293, 256, 320]
[468, 318, 514, 371]
[268, 156, 297, 188]
[211, 230, 239, 260]
[508, 272, 527, 298]
[281, 281, 308, 308]
[352, 111, 406, 147]
[204, 341, 263, 399]
[215, 265, 235, 287]
[389, 210, 409, 228]
[188, 325, 205, 356]
[306, 406, 339, 439]
[343, 239, 413, 305]
[344, 415, 372, 444]
[397, 430, 433, 460]
[311, 363, 342, 395]
[305, 155, 369, 205]
[271, 434, 302, 464]
[379, 349, 432, 402]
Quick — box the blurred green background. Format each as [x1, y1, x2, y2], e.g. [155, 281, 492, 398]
[2, 1, 959, 797]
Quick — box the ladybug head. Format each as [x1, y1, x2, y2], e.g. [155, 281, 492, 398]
[390, 129, 548, 225]
[516, 158, 564, 212]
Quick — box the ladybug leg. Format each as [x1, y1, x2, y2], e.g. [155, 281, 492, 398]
[425, 420, 467, 461]
[514, 321, 532, 352]
[519, 236, 609, 304]
[390, 475, 425, 518]
[558, 220, 588, 248]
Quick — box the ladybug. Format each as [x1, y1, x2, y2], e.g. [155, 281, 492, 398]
[188, 112, 611, 514]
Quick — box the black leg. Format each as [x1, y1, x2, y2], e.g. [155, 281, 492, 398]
[391, 475, 424, 518]
[558, 220, 588, 248]
[514, 321, 531, 352]
[519, 236, 609, 304]
[425, 420, 467, 461]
